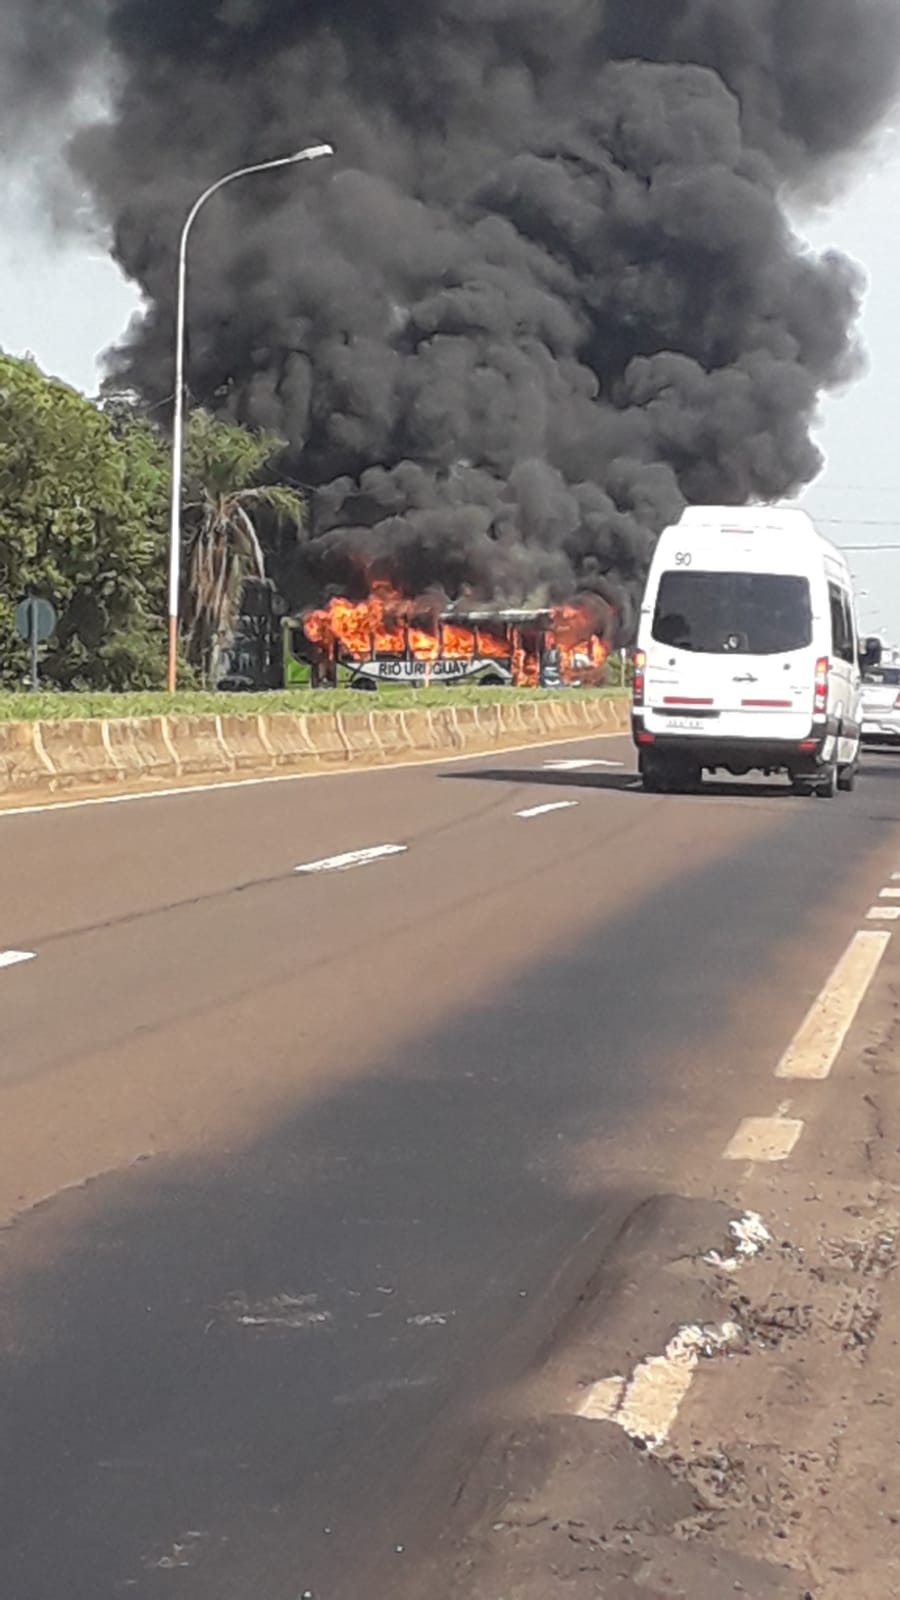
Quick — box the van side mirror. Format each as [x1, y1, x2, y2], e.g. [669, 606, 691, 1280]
[859, 635, 882, 673]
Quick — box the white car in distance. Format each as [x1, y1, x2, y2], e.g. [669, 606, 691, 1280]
[861, 665, 900, 748]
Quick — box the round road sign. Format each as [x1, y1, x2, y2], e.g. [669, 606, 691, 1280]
[14, 597, 57, 644]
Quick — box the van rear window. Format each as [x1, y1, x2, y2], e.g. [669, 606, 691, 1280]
[652, 571, 812, 656]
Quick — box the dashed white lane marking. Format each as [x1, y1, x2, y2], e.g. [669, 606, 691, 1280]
[0, 732, 628, 819]
[0, 950, 36, 971]
[879, 887, 900, 898]
[577, 1322, 741, 1450]
[295, 845, 407, 875]
[867, 905, 900, 921]
[723, 1116, 804, 1163]
[775, 930, 891, 1080]
[543, 758, 624, 771]
[515, 800, 579, 819]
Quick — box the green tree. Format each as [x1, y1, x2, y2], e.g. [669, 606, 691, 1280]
[181, 410, 305, 686]
[0, 355, 168, 689]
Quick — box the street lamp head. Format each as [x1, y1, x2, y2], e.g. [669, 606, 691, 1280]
[292, 143, 335, 162]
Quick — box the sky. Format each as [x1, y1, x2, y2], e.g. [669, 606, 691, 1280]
[2, 138, 900, 641]
[794, 131, 900, 645]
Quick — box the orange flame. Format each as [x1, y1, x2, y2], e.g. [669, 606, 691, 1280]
[302, 584, 608, 686]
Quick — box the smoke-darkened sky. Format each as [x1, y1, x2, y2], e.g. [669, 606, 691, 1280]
[3, 1, 900, 624]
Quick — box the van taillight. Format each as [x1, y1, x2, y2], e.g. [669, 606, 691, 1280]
[813, 657, 829, 717]
[633, 649, 646, 707]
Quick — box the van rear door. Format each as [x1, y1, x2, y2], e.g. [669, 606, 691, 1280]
[644, 569, 815, 741]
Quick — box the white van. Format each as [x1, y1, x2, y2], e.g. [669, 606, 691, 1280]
[631, 506, 875, 797]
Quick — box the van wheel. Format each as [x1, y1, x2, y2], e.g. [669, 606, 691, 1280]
[817, 762, 838, 800]
[639, 753, 663, 793]
[669, 762, 702, 794]
[837, 763, 857, 794]
[640, 753, 701, 794]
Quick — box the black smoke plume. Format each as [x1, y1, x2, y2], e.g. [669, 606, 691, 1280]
[4, 1, 900, 635]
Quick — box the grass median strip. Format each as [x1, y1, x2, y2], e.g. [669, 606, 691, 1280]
[0, 686, 628, 723]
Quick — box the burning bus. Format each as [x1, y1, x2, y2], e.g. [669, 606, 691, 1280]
[282, 586, 610, 690]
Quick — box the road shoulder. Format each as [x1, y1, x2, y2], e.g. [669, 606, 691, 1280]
[421, 916, 900, 1598]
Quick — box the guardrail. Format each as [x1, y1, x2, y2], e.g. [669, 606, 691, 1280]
[0, 696, 630, 802]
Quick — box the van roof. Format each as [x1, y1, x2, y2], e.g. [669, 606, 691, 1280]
[672, 504, 844, 563]
[678, 506, 816, 536]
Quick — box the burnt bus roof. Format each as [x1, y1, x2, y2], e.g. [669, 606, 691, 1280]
[439, 609, 552, 624]
[286, 608, 554, 628]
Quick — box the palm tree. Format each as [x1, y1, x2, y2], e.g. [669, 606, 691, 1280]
[181, 411, 305, 686]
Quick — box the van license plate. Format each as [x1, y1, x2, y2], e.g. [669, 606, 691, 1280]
[665, 718, 705, 732]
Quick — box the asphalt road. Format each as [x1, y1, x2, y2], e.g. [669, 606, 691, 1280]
[2, 733, 900, 1598]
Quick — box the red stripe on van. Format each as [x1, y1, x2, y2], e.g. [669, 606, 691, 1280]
[741, 698, 792, 708]
[663, 696, 714, 706]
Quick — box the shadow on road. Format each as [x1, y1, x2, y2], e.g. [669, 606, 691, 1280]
[1, 772, 895, 1598]
[442, 766, 637, 794]
[442, 765, 795, 801]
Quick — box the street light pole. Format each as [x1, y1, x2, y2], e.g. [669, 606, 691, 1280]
[166, 143, 334, 692]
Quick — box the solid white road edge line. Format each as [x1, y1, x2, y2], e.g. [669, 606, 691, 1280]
[775, 929, 891, 1081]
[295, 845, 408, 875]
[515, 800, 579, 819]
[0, 950, 37, 970]
[0, 731, 629, 821]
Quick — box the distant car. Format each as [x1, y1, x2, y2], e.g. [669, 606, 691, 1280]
[861, 667, 900, 747]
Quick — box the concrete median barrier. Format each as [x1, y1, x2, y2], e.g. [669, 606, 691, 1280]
[392, 708, 441, 755]
[217, 713, 278, 774]
[0, 695, 629, 804]
[496, 700, 526, 737]
[104, 717, 180, 783]
[425, 705, 461, 752]
[452, 705, 485, 751]
[304, 711, 351, 762]
[515, 700, 544, 739]
[0, 721, 55, 794]
[261, 714, 317, 768]
[372, 710, 413, 761]
[337, 710, 381, 761]
[38, 718, 121, 790]
[165, 715, 233, 777]
[475, 701, 505, 747]
[537, 699, 575, 735]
